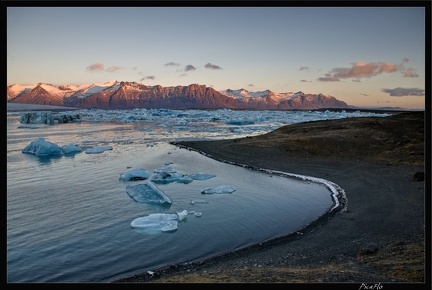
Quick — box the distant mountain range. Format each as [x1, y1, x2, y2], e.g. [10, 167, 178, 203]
[7, 80, 350, 110]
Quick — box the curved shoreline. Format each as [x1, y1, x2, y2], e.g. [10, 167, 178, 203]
[114, 112, 425, 283]
[171, 141, 348, 214]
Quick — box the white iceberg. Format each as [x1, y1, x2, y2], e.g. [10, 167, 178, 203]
[85, 146, 113, 154]
[22, 137, 64, 157]
[131, 213, 178, 232]
[119, 168, 151, 181]
[126, 181, 173, 204]
[177, 210, 188, 221]
[201, 185, 236, 194]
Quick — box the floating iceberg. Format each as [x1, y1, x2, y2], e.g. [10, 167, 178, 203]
[22, 138, 64, 157]
[20, 111, 81, 125]
[150, 172, 193, 184]
[189, 199, 208, 205]
[85, 146, 113, 154]
[119, 168, 151, 181]
[22, 138, 82, 157]
[177, 210, 188, 221]
[126, 181, 173, 204]
[189, 173, 216, 180]
[131, 213, 178, 232]
[62, 144, 82, 154]
[201, 185, 236, 194]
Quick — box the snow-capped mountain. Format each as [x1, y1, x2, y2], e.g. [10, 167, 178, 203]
[7, 81, 349, 110]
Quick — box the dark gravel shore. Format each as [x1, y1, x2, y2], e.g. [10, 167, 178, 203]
[114, 111, 428, 285]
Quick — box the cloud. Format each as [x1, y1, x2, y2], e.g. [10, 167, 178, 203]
[164, 62, 181, 67]
[352, 79, 361, 83]
[179, 73, 187, 77]
[185, 65, 196, 72]
[140, 75, 155, 81]
[248, 83, 254, 87]
[361, 93, 369, 96]
[300, 80, 310, 82]
[403, 70, 419, 78]
[382, 87, 425, 96]
[299, 66, 309, 71]
[317, 76, 340, 82]
[402, 57, 410, 63]
[86, 63, 104, 72]
[106, 66, 125, 73]
[319, 61, 401, 81]
[204, 63, 223, 70]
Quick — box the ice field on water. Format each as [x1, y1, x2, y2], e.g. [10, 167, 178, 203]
[7, 108, 390, 282]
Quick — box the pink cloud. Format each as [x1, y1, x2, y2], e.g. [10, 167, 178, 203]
[319, 61, 402, 81]
[403, 71, 419, 78]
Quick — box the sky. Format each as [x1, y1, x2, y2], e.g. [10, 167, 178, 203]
[6, 5, 428, 109]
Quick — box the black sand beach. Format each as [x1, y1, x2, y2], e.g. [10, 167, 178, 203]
[114, 111, 428, 284]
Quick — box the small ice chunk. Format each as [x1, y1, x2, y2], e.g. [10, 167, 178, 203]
[126, 181, 173, 204]
[189, 199, 208, 205]
[62, 144, 82, 154]
[131, 213, 178, 232]
[153, 166, 176, 173]
[201, 185, 236, 194]
[177, 210, 188, 221]
[85, 146, 113, 154]
[22, 137, 63, 157]
[189, 173, 216, 180]
[119, 168, 151, 181]
[194, 212, 202, 217]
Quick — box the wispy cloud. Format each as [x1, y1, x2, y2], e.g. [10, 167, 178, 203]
[106, 66, 125, 73]
[204, 63, 223, 70]
[87, 63, 125, 73]
[317, 61, 403, 82]
[300, 79, 311, 82]
[299, 66, 309, 71]
[140, 75, 155, 81]
[352, 79, 361, 83]
[317, 76, 340, 82]
[382, 87, 425, 96]
[164, 62, 181, 67]
[179, 73, 187, 77]
[86, 63, 104, 72]
[247, 83, 254, 87]
[185, 65, 196, 72]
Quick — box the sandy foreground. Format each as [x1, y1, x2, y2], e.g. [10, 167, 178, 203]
[112, 111, 428, 285]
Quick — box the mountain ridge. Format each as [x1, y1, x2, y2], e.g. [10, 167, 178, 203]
[7, 81, 350, 110]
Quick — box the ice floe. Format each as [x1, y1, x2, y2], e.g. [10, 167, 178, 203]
[126, 181, 173, 205]
[131, 213, 178, 232]
[85, 146, 113, 154]
[119, 168, 152, 181]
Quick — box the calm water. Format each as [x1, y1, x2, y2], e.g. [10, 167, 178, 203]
[7, 113, 336, 282]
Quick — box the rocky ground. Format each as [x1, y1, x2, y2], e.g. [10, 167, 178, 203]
[114, 111, 428, 285]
